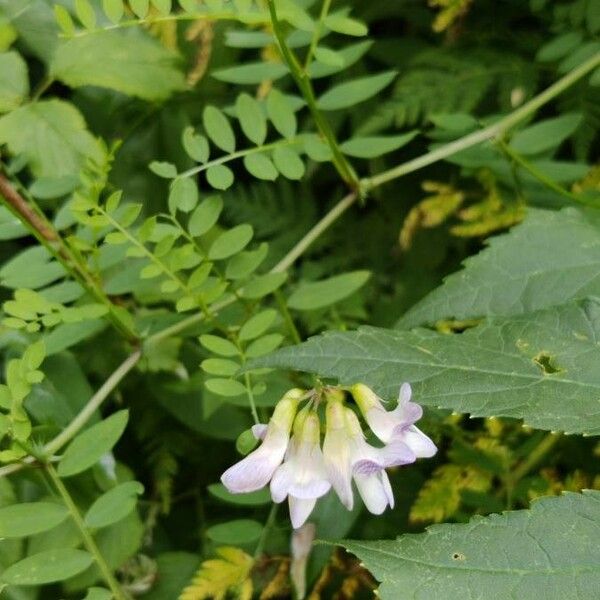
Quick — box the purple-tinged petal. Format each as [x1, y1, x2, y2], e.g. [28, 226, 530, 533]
[289, 478, 331, 500]
[394, 425, 437, 458]
[289, 495, 317, 529]
[221, 428, 288, 493]
[353, 459, 383, 476]
[380, 439, 416, 467]
[252, 423, 268, 440]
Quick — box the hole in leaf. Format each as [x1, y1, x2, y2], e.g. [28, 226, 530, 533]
[452, 552, 466, 561]
[533, 352, 562, 375]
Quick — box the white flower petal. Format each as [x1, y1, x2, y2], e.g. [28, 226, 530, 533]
[289, 495, 317, 529]
[221, 427, 288, 493]
[354, 471, 393, 515]
[270, 461, 294, 503]
[395, 424, 437, 458]
[323, 429, 353, 510]
[252, 423, 268, 440]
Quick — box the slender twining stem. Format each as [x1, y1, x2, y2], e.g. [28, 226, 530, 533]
[496, 139, 589, 205]
[179, 138, 299, 179]
[0, 350, 141, 478]
[46, 464, 129, 600]
[267, 0, 359, 189]
[304, 0, 332, 70]
[364, 52, 600, 190]
[0, 170, 138, 342]
[44, 350, 142, 456]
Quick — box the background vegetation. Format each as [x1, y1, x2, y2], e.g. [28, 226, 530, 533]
[0, 0, 599, 598]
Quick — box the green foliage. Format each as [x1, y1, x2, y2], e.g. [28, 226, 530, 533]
[0, 0, 598, 598]
[343, 491, 600, 600]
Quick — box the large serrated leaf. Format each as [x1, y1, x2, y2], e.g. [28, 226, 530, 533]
[342, 491, 600, 600]
[400, 208, 600, 329]
[252, 299, 600, 435]
[51, 31, 186, 101]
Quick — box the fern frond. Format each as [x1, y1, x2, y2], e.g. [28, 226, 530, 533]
[179, 546, 253, 600]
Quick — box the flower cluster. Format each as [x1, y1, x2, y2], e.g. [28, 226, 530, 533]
[221, 383, 436, 529]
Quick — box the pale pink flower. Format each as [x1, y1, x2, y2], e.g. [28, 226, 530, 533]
[352, 382, 437, 458]
[270, 410, 331, 529]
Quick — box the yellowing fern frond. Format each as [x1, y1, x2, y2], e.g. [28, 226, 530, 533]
[179, 547, 254, 600]
[410, 464, 492, 523]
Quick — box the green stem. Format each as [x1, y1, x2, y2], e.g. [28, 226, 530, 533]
[46, 464, 128, 600]
[512, 432, 562, 484]
[0, 350, 142, 478]
[144, 54, 600, 345]
[243, 371, 260, 425]
[179, 138, 299, 179]
[267, 0, 359, 189]
[254, 503, 279, 559]
[304, 0, 332, 70]
[496, 139, 588, 205]
[274, 290, 302, 345]
[0, 169, 138, 342]
[364, 51, 600, 190]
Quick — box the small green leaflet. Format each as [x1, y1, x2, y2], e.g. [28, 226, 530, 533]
[340, 132, 418, 158]
[208, 224, 253, 260]
[203, 105, 236, 153]
[239, 309, 278, 341]
[267, 89, 297, 139]
[236, 93, 267, 145]
[206, 519, 263, 545]
[243, 153, 278, 180]
[211, 62, 288, 84]
[399, 208, 600, 329]
[317, 71, 397, 111]
[188, 195, 223, 237]
[58, 410, 129, 477]
[324, 13, 368, 36]
[510, 113, 582, 155]
[75, 0, 96, 30]
[343, 491, 600, 600]
[206, 164, 234, 190]
[240, 272, 287, 299]
[102, 0, 124, 24]
[84, 481, 144, 529]
[168, 178, 199, 214]
[252, 299, 600, 435]
[208, 483, 271, 506]
[287, 271, 370, 311]
[273, 146, 305, 179]
[0, 502, 68, 538]
[0, 51, 29, 113]
[0, 549, 94, 585]
[182, 127, 209, 163]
